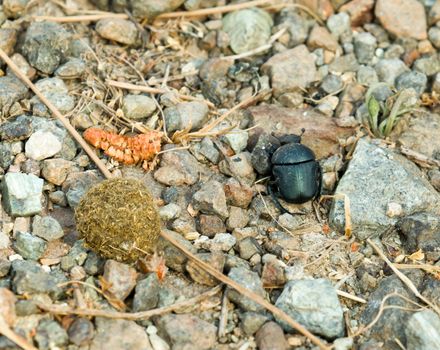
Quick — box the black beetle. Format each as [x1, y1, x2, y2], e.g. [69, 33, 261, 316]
[268, 131, 322, 212]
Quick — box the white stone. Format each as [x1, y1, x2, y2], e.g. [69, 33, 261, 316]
[25, 130, 62, 160]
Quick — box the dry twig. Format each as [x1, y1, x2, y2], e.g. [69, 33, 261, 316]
[0, 48, 112, 179]
[400, 146, 440, 168]
[37, 285, 222, 320]
[32, 13, 129, 23]
[0, 318, 38, 350]
[367, 239, 440, 315]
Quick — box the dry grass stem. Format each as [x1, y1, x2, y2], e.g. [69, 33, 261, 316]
[155, 0, 273, 20]
[336, 290, 366, 304]
[37, 285, 222, 320]
[218, 290, 229, 338]
[400, 146, 440, 168]
[160, 230, 330, 350]
[367, 239, 440, 315]
[32, 13, 129, 23]
[0, 48, 113, 179]
[107, 80, 215, 109]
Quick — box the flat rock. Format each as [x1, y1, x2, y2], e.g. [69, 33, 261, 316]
[13, 232, 47, 260]
[375, 0, 427, 40]
[275, 278, 344, 339]
[255, 321, 288, 350]
[131, 0, 185, 20]
[32, 215, 64, 241]
[227, 266, 266, 312]
[25, 130, 62, 161]
[375, 58, 410, 85]
[399, 112, 440, 159]
[0, 76, 28, 113]
[33, 77, 75, 114]
[330, 139, 440, 240]
[192, 180, 229, 219]
[261, 45, 317, 97]
[154, 146, 203, 186]
[132, 273, 160, 312]
[307, 25, 340, 52]
[41, 158, 76, 186]
[406, 310, 440, 350]
[155, 314, 216, 350]
[103, 260, 137, 301]
[2, 172, 44, 217]
[0, 116, 33, 141]
[122, 94, 156, 120]
[96, 18, 139, 45]
[165, 101, 209, 132]
[22, 21, 71, 74]
[247, 105, 355, 159]
[61, 170, 102, 208]
[90, 317, 151, 350]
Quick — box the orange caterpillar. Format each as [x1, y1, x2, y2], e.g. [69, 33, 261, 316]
[84, 128, 162, 170]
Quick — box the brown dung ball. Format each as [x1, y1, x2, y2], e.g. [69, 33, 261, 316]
[75, 178, 161, 263]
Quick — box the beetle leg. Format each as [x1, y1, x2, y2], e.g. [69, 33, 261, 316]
[314, 164, 323, 200]
[267, 181, 291, 215]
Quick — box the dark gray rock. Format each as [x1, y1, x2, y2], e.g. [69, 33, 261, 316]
[275, 278, 344, 339]
[132, 273, 160, 312]
[60, 240, 88, 271]
[32, 215, 64, 241]
[0, 116, 32, 141]
[13, 232, 47, 260]
[330, 139, 440, 240]
[83, 251, 105, 275]
[320, 74, 344, 94]
[68, 318, 95, 346]
[0, 76, 28, 113]
[395, 71, 427, 95]
[405, 310, 440, 350]
[227, 266, 265, 312]
[0, 143, 12, 169]
[0, 259, 11, 278]
[375, 58, 409, 85]
[35, 319, 68, 350]
[276, 10, 310, 47]
[157, 229, 197, 272]
[361, 271, 425, 349]
[11, 260, 60, 295]
[398, 213, 440, 255]
[192, 180, 229, 219]
[237, 237, 263, 260]
[354, 32, 377, 64]
[413, 54, 440, 77]
[62, 170, 102, 208]
[240, 311, 271, 336]
[329, 54, 360, 74]
[22, 21, 71, 74]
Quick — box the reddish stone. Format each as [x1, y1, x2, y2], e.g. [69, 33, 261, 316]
[375, 0, 427, 40]
[198, 214, 226, 237]
[297, 0, 334, 20]
[307, 26, 340, 52]
[340, 0, 375, 27]
[256, 322, 289, 350]
[247, 105, 355, 159]
[223, 179, 254, 209]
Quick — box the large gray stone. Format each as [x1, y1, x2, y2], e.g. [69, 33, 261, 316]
[330, 139, 440, 239]
[1, 173, 44, 216]
[275, 278, 344, 339]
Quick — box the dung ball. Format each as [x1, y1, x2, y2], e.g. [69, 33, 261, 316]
[75, 178, 161, 263]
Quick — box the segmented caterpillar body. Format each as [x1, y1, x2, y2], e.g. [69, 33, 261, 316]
[84, 128, 162, 170]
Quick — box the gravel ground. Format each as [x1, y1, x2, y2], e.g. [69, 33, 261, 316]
[1, 0, 440, 349]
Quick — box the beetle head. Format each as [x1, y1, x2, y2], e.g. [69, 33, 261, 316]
[273, 128, 305, 145]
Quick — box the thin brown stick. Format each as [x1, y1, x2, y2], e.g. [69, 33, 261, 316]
[0, 318, 38, 350]
[400, 146, 440, 168]
[106, 80, 216, 109]
[155, 0, 272, 20]
[367, 239, 440, 315]
[160, 230, 330, 350]
[218, 290, 229, 338]
[0, 48, 113, 179]
[336, 290, 366, 304]
[32, 13, 128, 23]
[37, 285, 221, 320]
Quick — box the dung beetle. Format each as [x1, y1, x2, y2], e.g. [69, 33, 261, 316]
[268, 130, 322, 213]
